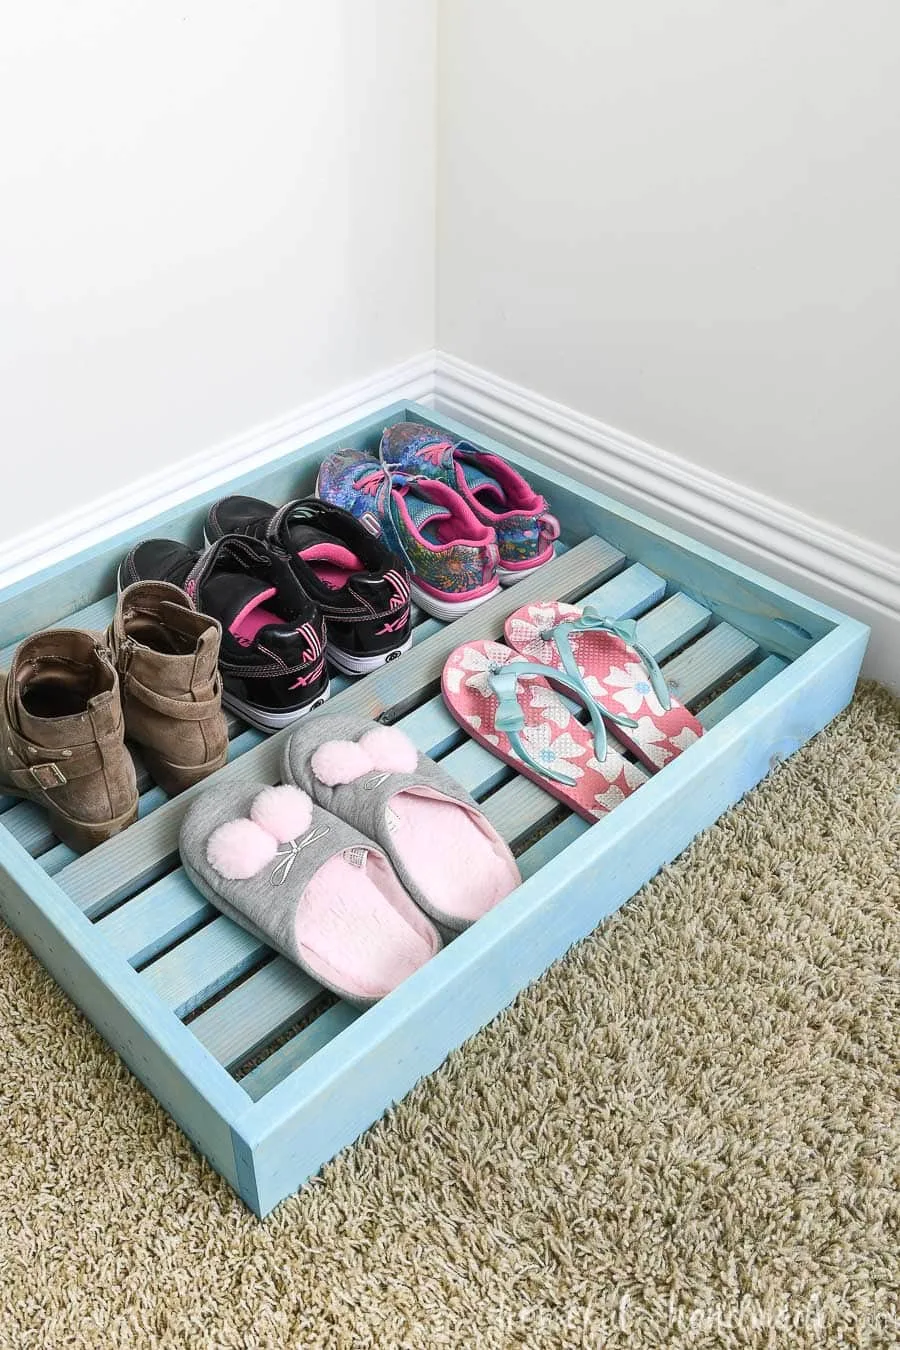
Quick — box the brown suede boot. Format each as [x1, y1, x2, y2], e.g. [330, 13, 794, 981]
[0, 630, 138, 853]
[108, 582, 228, 796]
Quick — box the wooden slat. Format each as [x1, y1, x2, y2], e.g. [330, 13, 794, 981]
[662, 623, 759, 705]
[240, 1003, 361, 1102]
[58, 537, 624, 914]
[189, 959, 322, 1070]
[636, 593, 710, 660]
[579, 562, 665, 618]
[95, 870, 214, 966]
[698, 654, 788, 729]
[141, 916, 268, 1018]
[517, 813, 589, 881]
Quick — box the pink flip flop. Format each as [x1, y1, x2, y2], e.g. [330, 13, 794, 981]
[504, 602, 704, 772]
[441, 640, 648, 822]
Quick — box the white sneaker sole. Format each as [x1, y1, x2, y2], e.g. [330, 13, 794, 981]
[326, 636, 413, 675]
[409, 581, 501, 621]
[499, 560, 549, 586]
[222, 684, 331, 734]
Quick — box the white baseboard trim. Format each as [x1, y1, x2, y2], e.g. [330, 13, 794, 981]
[2, 344, 895, 692]
[434, 351, 900, 692]
[0, 350, 437, 590]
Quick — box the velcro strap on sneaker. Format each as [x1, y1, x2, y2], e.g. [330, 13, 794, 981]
[124, 672, 221, 720]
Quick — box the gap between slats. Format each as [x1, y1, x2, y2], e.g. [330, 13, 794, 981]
[176, 564, 739, 1089]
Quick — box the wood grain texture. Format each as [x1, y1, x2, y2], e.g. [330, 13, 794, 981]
[0, 400, 869, 1220]
[56, 538, 623, 915]
[189, 959, 322, 1071]
[239, 620, 868, 1215]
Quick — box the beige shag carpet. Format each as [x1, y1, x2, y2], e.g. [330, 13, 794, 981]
[1, 683, 897, 1349]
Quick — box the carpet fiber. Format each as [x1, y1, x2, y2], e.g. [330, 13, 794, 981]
[1, 684, 897, 1348]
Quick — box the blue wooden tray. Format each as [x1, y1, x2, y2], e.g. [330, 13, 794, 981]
[0, 403, 868, 1216]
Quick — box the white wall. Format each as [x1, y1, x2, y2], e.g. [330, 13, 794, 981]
[0, 1, 436, 525]
[437, 0, 899, 549]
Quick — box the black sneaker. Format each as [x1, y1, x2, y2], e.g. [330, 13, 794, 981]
[118, 535, 330, 733]
[204, 496, 412, 676]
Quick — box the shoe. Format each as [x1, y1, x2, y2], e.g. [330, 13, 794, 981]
[503, 601, 704, 771]
[379, 421, 559, 584]
[180, 776, 441, 1006]
[316, 449, 500, 620]
[204, 496, 412, 676]
[0, 629, 138, 852]
[442, 639, 647, 823]
[118, 535, 330, 733]
[282, 713, 521, 932]
[107, 582, 229, 794]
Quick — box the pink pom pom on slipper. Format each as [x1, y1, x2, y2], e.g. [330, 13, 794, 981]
[182, 781, 441, 1006]
[283, 715, 521, 932]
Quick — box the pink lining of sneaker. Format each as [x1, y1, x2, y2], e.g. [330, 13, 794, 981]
[456, 451, 544, 517]
[299, 542, 364, 590]
[297, 852, 438, 1000]
[386, 788, 520, 925]
[394, 480, 495, 552]
[229, 588, 280, 642]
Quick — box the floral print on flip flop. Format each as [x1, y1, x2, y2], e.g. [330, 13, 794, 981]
[441, 640, 649, 823]
[504, 602, 704, 773]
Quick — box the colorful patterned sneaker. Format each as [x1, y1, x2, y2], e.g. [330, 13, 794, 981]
[118, 535, 329, 732]
[316, 448, 501, 620]
[379, 421, 560, 585]
[204, 497, 412, 676]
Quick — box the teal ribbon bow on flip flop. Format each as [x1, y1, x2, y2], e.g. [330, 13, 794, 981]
[488, 659, 616, 786]
[543, 605, 672, 714]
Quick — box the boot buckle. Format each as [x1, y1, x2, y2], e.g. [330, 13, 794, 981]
[29, 762, 67, 790]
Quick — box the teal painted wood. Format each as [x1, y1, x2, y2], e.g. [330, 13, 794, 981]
[0, 832, 251, 1192]
[698, 655, 789, 728]
[54, 538, 619, 917]
[96, 870, 214, 966]
[237, 619, 867, 1215]
[0, 399, 870, 1219]
[189, 959, 322, 1071]
[142, 916, 269, 1018]
[241, 1004, 361, 1103]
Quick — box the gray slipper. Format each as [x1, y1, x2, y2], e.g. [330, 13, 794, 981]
[281, 714, 521, 932]
[179, 776, 441, 1006]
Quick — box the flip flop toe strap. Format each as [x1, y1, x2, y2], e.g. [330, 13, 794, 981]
[544, 607, 673, 714]
[487, 660, 610, 785]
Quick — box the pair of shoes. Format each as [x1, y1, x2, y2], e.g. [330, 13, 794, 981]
[442, 600, 705, 823]
[180, 715, 522, 1006]
[316, 421, 560, 620]
[121, 499, 413, 734]
[0, 584, 227, 852]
